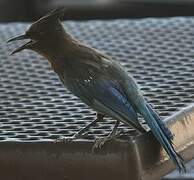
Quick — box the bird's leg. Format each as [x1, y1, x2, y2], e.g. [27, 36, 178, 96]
[92, 120, 120, 151]
[56, 113, 105, 142]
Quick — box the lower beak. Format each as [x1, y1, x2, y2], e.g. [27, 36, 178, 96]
[7, 34, 33, 55]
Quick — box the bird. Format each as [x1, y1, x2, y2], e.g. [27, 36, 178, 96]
[7, 7, 186, 172]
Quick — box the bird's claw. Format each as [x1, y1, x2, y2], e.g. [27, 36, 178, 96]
[92, 136, 114, 152]
[92, 130, 126, 152]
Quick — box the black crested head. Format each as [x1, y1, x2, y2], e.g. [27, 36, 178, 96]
[27, 7, 65, 38]
[7, 7, 66, 55]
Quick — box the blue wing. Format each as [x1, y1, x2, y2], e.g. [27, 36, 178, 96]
[66, 78, 146, 133]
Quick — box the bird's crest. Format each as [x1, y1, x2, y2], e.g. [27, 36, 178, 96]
[36, 7, 65, 24]
[45, 7, 65, 20]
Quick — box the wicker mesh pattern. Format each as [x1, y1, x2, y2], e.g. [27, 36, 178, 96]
[0, 17, 194, 141]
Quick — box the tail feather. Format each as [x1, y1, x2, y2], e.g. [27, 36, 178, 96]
[137, 98, 186, 173]
[146, 103, 174, 141]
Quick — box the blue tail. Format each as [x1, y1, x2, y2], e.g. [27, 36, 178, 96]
[137, 98, 186, 173]
[146, 103, 174, 142]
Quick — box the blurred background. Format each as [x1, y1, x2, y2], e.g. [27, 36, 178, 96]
[1, 0, 194, 22]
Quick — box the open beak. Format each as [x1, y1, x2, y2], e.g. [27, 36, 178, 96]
[7, 34, 34, 55]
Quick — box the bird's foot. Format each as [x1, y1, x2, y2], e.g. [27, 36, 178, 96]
[92, 136, 111, 152]
[92, 130, 123, 152]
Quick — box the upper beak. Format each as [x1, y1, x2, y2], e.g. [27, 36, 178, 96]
[7, 34, 28, 43]
[7, 34, 33, 55]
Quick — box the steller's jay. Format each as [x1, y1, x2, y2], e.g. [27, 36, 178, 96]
[7, 8, 186, 172]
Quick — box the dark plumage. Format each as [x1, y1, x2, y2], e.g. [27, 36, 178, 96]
[7, 8, 186, 172]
